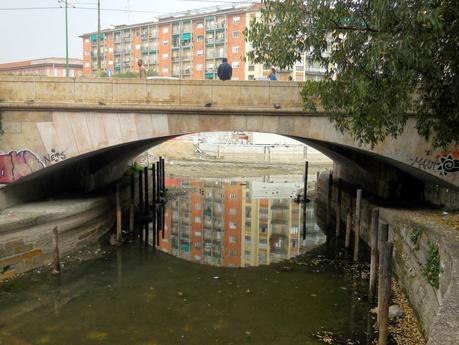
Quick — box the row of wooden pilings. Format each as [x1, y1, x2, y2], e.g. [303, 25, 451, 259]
[323, 172, 394, 345]
[115, 157, 166, 248]
[51, 157, 167, 277]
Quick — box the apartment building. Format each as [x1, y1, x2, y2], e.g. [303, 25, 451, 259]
[81, 3, 325, 81]
[0, 58, 83, 78]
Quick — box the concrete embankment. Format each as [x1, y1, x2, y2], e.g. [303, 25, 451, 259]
[0, 197, 115, 281]
[316, 171, 459, 345]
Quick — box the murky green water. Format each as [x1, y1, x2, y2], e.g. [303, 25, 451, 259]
[0, 176, 374, 345]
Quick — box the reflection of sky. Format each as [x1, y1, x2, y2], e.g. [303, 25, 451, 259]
[159, 177, 326, 267]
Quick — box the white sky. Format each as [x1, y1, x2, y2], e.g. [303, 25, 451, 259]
[0, 0, 254, 63]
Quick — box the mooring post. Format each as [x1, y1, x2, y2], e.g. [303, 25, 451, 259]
[327, 172, 333, 229]
[144, 166, 149, 244]
[129, 174, 135, 235]
[138, 169, 144, 240]
[116, 183, 122, 242]
[335, 178, 342, 237]
[353, 189, 362, 261]
[378, 241, 393, 345]
[377, 223, 389, 324]
[151, 164, 157, 250]
[156, 160, 161, 235]
[345, 209, 352, 249]
[302, 161, 309, 240]
[52, 226, 61, 275]
[369, 208, 380, 301]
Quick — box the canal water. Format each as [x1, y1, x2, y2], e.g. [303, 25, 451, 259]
[0, 175, 374, 345]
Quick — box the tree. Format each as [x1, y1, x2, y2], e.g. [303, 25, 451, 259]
[245, 0, 458, 148]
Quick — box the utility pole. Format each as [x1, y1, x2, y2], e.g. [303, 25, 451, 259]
[65, 0, 69, 77]
[97, 0, 101, 76]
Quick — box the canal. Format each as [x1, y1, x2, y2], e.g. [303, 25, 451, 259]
[0, 175, 374, 345]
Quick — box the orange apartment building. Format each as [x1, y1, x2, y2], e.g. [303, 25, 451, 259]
[0, 58, 83, 77]
[81, 4, 259, 80]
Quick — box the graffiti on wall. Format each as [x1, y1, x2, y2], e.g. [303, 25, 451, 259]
[44, 149, 66, 165]
[410, 151, 459, 176]
[0, 150, 46, 184]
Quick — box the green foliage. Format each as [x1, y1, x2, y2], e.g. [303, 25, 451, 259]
[114, 71, 139, 78]
[422, 242, 441, 288]
[245, 0, 459, 148]
[147, 69, 159, 77]
[410, 228, 423, 246]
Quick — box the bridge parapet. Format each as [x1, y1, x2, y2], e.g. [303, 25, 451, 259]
[0, 76, 306, 114]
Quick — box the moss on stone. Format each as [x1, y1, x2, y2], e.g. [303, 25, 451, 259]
[422, 242, 441, 289]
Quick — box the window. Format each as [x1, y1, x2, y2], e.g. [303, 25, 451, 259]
[197, 21, 204, 29]
[162, 53, 169, 59]
[229, 250, 237, 257]
[232, 31, 240, 38]
[84, 62, 90, 67]
[194, 216, 201, 223]
[197, 49, 204, 56]
[162, 67, 169, 73]
[196, 64, 203, 71]
[232, 61, 240, 69]
[232, 46, 240, 54]
[108, 60, 113, 65]
[136, 31, 140, 37]
[229, 222, 237, 229]
[197, 35, 204, 42]
[162, 26, 169, 33]
[248, 65, 255, 71]
[229, 208, 237, 216]
[85, 38, 90, 43]
[195, 203, 202, 210]
[135, 44, 141, 50]
[195, 231, 202, 237]
[108, 47, 113, 53]
[229, 236, 237, 244]
[194, 243, 202, 249]
[163, 40, 169, 46]
[233, 16, 240, 24]
[229, 193, 237, 199]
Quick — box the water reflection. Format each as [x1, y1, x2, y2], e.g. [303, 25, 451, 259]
[159, 177, 326, 267]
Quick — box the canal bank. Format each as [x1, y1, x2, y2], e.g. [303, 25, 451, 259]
[316, 171, 459, 345]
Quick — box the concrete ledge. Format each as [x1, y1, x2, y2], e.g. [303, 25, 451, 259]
[0, 197, 115, 280]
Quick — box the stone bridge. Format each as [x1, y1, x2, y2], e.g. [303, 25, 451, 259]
[0, 76, 458, 209]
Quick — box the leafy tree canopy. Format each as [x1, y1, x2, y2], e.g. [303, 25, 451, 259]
[245, 0, 458, 148]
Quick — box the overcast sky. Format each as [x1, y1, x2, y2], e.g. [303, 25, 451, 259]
[0, 0, 253, 63]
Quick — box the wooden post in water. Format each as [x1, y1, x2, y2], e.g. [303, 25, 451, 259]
[369, 208, 380, 301]
[345, 209, 352, 249]
[129, 174, 135, 234]
[52, 226, 61, 275]
[378, 223, 389, 255]
[138, 170, 144, 240]
[327, 172, 333, 229]
[353, 189, 362, 261]
[151, 164, 157, 249]
[116, 183, 122, 242]
[144, 166, 149, 244]
[161, 157, 166, 238]
[302, 161, 308, 240]
[335, 178, 342, 237]
[156, 160, 161, 236]
[378, 241, 393, 345]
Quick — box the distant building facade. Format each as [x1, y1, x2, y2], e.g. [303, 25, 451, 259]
[0, 58, 83, 78]
[80, 4, 326, 81]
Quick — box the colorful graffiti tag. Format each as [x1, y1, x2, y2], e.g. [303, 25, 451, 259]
[0, 150, 45, 184]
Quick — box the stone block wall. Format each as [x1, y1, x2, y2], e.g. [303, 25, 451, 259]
[316, 171, 459, 345]
[0, 197, 115, 281]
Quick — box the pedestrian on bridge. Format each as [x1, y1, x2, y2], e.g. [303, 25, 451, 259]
[138, 59, 147, 80]
[268, 67, 277, 81]
[217, 58, 232, 81]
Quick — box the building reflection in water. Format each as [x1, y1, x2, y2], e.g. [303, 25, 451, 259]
[159, 177, 326, 267]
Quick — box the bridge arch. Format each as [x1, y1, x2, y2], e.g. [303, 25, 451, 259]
[0, 77, 458, 208]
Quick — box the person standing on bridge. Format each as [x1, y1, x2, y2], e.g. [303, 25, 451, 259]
[138, 59, 147, 80]
[268, 67, 277, 81]
[217, 58, 232, 81]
